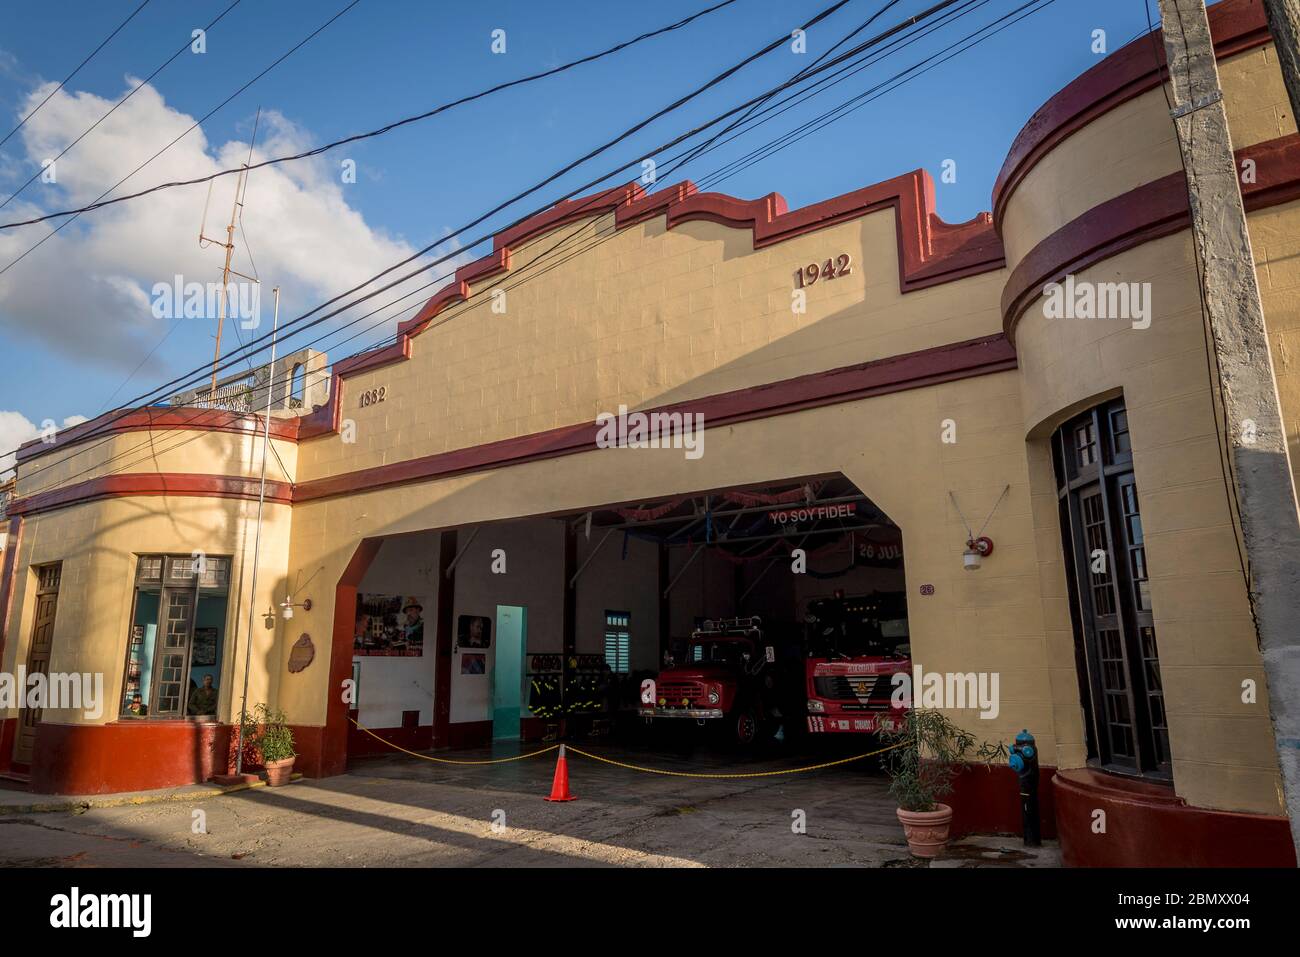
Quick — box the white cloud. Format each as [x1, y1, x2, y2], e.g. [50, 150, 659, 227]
[0, 79, 454, 373]
[0, 410, 86, 477]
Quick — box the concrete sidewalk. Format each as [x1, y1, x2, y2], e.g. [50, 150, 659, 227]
[0, 741, 1060, 867]
[0, 774, 298, 815]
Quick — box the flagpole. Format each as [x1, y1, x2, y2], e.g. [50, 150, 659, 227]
[235, 285, 279, 775]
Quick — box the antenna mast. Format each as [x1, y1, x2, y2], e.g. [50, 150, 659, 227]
[199, 107, 262, 399]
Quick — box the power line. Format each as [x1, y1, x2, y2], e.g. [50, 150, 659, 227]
[1, 0, 241, 212]
[0, 0, 359, 279]
[12, 0, 1027, 494]
[39, 0, 748, 435]
[36, 0, 964, 448]
[5, 0, 971, 481]
[0, 0, 154, 151]
[0, 0, 745, 232]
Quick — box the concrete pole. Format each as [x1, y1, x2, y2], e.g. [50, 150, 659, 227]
[1158, 0, 1300, 858]
[1262, 0, 1300, 126]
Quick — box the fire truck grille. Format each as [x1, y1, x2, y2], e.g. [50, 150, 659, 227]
[657, 680, 705, 704]
[814, 675, 892, 709]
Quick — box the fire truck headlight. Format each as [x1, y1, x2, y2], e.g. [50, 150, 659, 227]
[708, 688, 720, 705]
[807, 699, 824, 712]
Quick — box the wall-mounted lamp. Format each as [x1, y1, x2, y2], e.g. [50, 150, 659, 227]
[950, 485, 1010, 573]
[280, 595, 312, 620]
[963, 536, 994, 571]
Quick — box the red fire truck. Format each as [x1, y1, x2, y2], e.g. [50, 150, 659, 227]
[640, 617, 793, 746]
[803, 590, 911, 734]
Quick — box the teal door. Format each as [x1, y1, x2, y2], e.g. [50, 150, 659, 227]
[493, 605, 526, 740]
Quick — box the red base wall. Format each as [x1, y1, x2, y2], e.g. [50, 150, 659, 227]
[446, 720, 492, 749]
[948, 764, 1058, 840]
[1053, 768, 1297, 867]
[346, 723, 434, 757]
[29, 721, 233, 795]
[0, 717, 17, 776]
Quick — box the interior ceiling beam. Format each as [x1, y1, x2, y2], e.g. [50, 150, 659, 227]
[664, 523, 884, 548]
[585, 493, 871, 533]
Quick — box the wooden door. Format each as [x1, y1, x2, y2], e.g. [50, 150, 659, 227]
[14, 563, 60, 765]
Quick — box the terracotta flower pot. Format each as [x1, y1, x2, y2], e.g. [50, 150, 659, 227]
[263, 757, 295, 787]
[896, 803, 954, 858]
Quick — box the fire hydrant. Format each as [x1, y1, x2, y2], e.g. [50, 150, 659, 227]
[1008, 729, 1041, 847]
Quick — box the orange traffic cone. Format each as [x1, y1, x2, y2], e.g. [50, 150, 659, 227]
[544, 744, 577, 802]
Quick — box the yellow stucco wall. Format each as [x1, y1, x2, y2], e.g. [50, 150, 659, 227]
[294, 208, 1007, 483]
[13, 428, 296, 499]
[1001, 44, 1297, 270]
[282, 366, 1058, 758]
[4, 28, 1294, 818]
[1, 496, 292, 730]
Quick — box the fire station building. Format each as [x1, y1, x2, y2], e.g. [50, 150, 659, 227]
[1, 0, 1297, 867]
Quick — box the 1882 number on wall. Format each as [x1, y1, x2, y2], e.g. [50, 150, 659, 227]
[358, 387, 386, 407]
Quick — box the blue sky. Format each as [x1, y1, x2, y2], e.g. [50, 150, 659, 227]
[0, 0, 1167, 453]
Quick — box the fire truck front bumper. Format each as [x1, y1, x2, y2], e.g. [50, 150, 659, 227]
[640, 707, 725, 720]
[807, 713, 906, 733]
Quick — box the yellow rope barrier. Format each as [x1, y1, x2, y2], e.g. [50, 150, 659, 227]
[349, 716, 904, 777]
[563, 741, 905, 779]
[348, 717, 559, 764]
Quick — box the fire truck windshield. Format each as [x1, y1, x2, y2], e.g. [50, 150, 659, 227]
[688, 638, 752, 666]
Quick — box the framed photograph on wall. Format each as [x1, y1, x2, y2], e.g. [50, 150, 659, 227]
[354, 594, 426, 656]
[460, 653, 486, 675]
[457, 614, 491, 649]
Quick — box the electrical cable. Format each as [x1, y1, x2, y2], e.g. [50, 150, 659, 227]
[0, 0, 154, 151]
[12, 0, 1023, 494]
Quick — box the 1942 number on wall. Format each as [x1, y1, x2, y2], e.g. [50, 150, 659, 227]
[794, 254, 853, 287]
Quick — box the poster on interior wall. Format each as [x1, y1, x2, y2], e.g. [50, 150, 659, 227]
[457, 614, 492, 649]
[353, 594, 426, 656]
[461, 653, 486, 675]
[192, 627, 219, 667]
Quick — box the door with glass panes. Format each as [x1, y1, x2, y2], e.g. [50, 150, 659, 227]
[1053, 400, 1169, 777]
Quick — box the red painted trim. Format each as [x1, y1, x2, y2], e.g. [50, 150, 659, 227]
[295, 333, 1018, 504]
[1053, 767, 1297, 867]
[992, 0, 1270, 232]
[15, 407, 300, 466]
[6, 336, 1017, 517]
[28, 721, 233, 795]
[8, 472, 293, 519]
[0, 515, 23, 670]
[323, 538, 383, 777]
[296, 171, 1004, 443]
[1002, 132, 1300, 342]
[0, 716, 17, 777]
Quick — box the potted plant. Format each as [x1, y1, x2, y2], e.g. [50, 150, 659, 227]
[877, 709, 1005, 858]
[242, 703, 297, 787]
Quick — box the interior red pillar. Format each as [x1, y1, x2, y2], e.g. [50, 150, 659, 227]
[321, 537, 382, 777]
[432, 530, 456, 747]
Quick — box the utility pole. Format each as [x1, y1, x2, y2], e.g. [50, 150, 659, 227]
[1158, 0, 1300, 858]
[1262, 0, 1300, 125]
[235, 285, 280, 775]
[199, 108, 261, 399]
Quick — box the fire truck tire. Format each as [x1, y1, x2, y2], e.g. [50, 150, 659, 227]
[733, 707, 761, 747]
